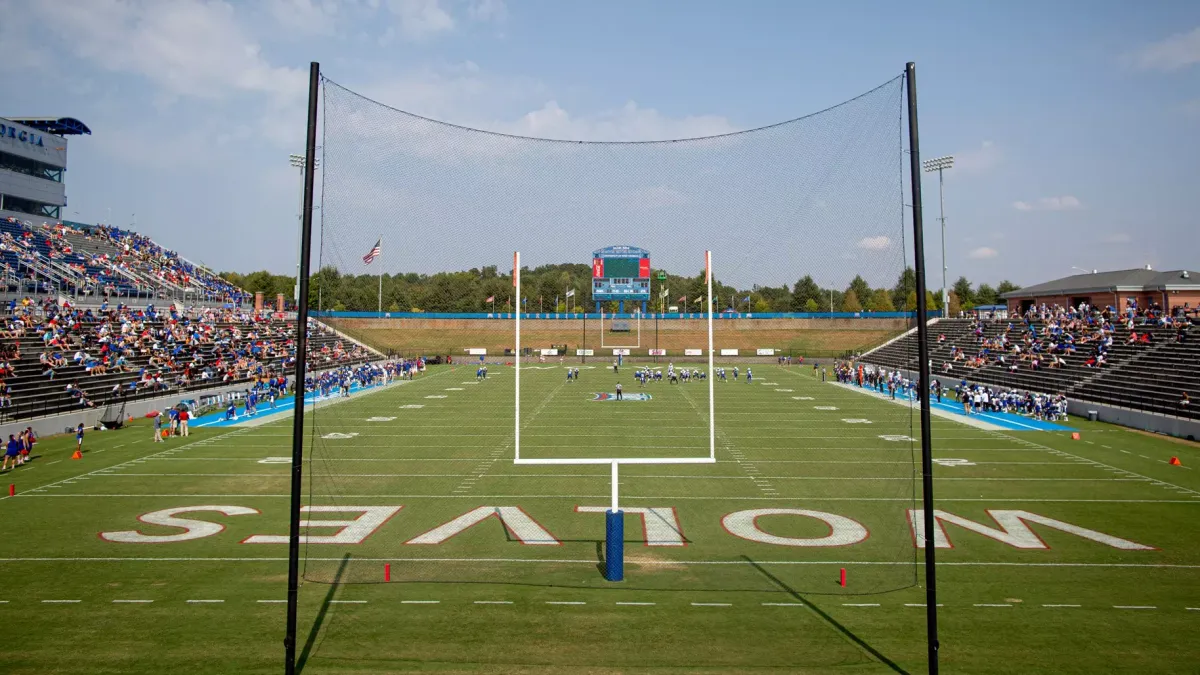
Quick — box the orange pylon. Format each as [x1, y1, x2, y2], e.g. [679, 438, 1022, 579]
[1169, 456, 1181, 466]
[71, 449, 82, 460]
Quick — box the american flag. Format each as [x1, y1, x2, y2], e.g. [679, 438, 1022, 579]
[485, 295, 494, 303]
[362, 239, 381, 265]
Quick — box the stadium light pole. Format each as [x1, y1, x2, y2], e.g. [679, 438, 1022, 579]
[908, 62, 940, 675]
[284, 61, 320, 675]
[922, 155, 953, 314]
[289, 153, 319, 308]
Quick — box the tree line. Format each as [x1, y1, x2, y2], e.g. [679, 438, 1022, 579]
[219, 266, 1021, 315]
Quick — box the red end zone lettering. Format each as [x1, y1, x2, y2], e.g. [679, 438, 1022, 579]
[908, 509, 1156, 550]
[101, 506, 260, 544]
[243, 506, 402, 544]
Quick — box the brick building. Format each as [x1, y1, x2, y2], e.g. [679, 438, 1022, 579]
[1001, 267, 1200, 316]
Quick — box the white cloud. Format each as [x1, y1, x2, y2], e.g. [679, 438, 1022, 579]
[27, 0, 307, 103]
[857, 236, 891, 251]
[1101, 233, 1132, 244]
[1181, 99, 1200, 117]
[386, 0, 455, 40]
[503, 100, 737, 142]
[953, 140, 1001, 175]
[968, 246, 998, 260]
[1013, 195, 1083, 212]
[1130, 26, 1200, 71]
[468, 0, 507, 22]
[264, 0, 339, 37]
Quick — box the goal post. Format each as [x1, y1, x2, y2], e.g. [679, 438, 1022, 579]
[513, 249, 717, 581]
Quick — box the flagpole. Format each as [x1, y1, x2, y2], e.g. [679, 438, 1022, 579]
[377, 234, 383, 314]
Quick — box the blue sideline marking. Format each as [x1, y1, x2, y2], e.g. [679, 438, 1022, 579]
[192, 381, 388, 428]
[850, 384, 1077, 432]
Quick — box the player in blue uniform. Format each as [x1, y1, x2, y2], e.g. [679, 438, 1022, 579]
[75, 423, 85, 453]
[746, 368, 753, 383]
[3, 434, 21, 470]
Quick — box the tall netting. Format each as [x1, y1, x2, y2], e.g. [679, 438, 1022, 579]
[304, 74, 920, 604]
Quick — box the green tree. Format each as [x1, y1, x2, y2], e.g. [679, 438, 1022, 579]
[947, 290, 962, 316]
[842, 289, 863, 312]
[803, 298, 820, 312]
[868, 289, 896, 312]
[892, 266, 916, 310]
[952, 276, 974, 308]
[848, 275, 872, 305]
[791, 275, 823, 311]
[996, 279, 1021, 296]
[976, 283, 999, 306]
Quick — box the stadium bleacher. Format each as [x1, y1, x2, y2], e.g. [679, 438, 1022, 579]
[862, 312, 1198, 420]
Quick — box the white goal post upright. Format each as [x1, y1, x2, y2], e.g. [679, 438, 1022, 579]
[514, 251, 521, 463]
[706, 250, 715, 462]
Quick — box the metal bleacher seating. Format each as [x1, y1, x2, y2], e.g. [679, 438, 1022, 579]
[861, 317, 1198, 421]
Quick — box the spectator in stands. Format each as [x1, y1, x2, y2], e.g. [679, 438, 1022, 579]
[1182, 392, 1191, 409]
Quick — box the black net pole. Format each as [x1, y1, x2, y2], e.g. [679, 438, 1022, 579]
[284, 60, 320, 675]
[905, 61, 940, 674]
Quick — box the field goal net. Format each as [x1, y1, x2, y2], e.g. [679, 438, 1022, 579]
[304, 72, 920, 597]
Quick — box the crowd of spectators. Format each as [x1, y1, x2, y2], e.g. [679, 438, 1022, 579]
[0, 297, 371, 413]
[937, 301, 1193, 375]
[1, 218, 249, 304]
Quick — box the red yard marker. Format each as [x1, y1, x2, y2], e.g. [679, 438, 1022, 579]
[8, 484, 13, 497]
[840, 568, 846, 587]
[384, 563, 391, 582]
[1070, 432, 1081, 440]
[1169, 456, 1181, 466]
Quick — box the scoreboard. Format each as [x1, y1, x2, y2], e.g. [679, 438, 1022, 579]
[592, 245, 651, 302]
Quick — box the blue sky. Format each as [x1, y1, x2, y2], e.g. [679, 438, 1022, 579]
[1, 0, 1197, 288]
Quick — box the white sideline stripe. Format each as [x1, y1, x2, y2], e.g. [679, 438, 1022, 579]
[692, 602, 732, 607]
[1042, 604, 1081, 608]
[1186, 607, 1200, 611]
[112, 599, 154, 604]
[761, 602, 803, 606]
[974, 603, 1012, 607]
[20, 494, 1200, 505]
[1, 558, 1198, 569]
[331, 600, 368, 604]
[842, 603, 880, 607]
[400, 600, 439, 604]
[187, 599, 224, 604]
[257, 599, 287, 603]
[42, 599, 81, 603]
[1113, 605, 1156, 609]
[546, 601, 585, 605]
[615, 602, 656, 606]
[474, 600, 513, 605]
[88, 472, 1152, 482]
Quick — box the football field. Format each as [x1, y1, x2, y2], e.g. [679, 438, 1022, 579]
[1, 363, 1198, 674]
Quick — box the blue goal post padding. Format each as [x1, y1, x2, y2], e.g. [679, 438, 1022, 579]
[605, 510, 624, 582]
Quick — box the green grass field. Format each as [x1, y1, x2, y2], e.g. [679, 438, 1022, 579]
[1, 363, 1198, 674]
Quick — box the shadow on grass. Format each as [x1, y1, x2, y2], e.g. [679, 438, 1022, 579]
[297, 553, 351, 674]
[741, 555, 909, 675]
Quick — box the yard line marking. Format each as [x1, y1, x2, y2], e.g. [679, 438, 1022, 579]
[974, 603, 1012, 607]
[257, 600, 287, 603]
[761, 602, 803, 607]
[331, 600, 368, 604]
[546, 601, 586, 605]
[473, 601, 513, 605]
[186, 599, 225, 604]
[42, 599, 81, 604]
[842, 603, 880, 607]
[47, 460, 60, 465]
[615, 602, 656, 606]
[904, 603, 944, 607]
[1113, 605, 1156, 610]
[112, 599, 154, 604]
[1042, 604, 1081, 608]
[400, 600, 439, 604]
[1186, 607, 1200, 611]
[691, 602, 732, 607]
